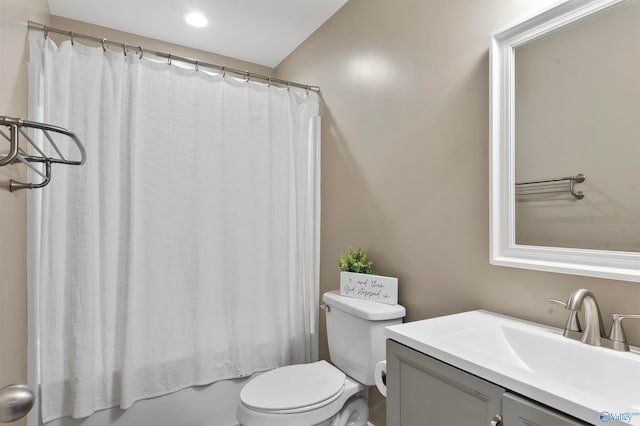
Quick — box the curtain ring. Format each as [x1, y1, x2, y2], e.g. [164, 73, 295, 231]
[43, 26, 49, 40]
[221, 66, 226, 77]
[287, 81, 291, 92]
[123, 43, 128, 57]
[245, 71, 250, 82]
[137, 46, 143, 59]
[267, 76, 271, 87]
[167, 54, 172, 65]
[195, 61, 199, 72]
[306, 85, 310, 96]
[69, 31, 75, 46]
[101, 38, 108, 52]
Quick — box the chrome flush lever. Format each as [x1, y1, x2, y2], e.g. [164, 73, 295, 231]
[490, 414, 503, 426]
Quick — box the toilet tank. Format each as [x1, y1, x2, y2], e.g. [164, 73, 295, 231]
[322, 290, 406, 386]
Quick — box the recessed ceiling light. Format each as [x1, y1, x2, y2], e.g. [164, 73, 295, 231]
[184, 12, 208, 28]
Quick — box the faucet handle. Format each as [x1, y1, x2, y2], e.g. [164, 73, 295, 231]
[608, 314, 640, 351]
[548, 298, 582, 335]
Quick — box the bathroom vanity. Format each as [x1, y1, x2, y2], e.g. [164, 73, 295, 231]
[384, 310, 640, 426]
[386, 340, 586, 425]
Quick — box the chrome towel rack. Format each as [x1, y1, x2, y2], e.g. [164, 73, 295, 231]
[0, 116, 86, 191]
[515, 173, 586, 200]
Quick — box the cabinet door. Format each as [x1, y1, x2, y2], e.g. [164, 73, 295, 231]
[387, 339, 504, 426]
[503, 393, 589, 426]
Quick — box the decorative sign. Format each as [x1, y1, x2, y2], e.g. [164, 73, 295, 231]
[339, 271, 398, 305]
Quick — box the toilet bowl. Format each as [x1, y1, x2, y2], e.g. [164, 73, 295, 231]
[236, 291, 405, 426]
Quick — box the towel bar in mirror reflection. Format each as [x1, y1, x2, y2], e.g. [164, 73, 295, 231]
[515, 173, 585, 200]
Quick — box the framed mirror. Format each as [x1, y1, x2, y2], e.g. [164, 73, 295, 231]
[490, 0, 640, 282]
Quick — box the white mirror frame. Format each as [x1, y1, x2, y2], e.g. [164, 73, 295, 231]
[489, 0, 640, 283]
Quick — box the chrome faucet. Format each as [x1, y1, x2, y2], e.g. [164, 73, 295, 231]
[551, 288, 640, 352]
[565, 288, 607, 346]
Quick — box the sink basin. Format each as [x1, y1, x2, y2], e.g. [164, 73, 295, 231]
[385, 310, 640, 425]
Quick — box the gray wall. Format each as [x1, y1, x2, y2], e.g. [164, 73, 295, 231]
[274, 1, 640, 424]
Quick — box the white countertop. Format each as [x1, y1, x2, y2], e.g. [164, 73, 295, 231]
[385, 310, 640, 426]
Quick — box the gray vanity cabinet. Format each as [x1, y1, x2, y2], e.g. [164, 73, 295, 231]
[386, 339, 504, 425]
[503, 393, 589, 426]
[386, 339, 590, 426]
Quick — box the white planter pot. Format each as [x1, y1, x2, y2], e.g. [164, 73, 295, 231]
[339, 271, 398, 305]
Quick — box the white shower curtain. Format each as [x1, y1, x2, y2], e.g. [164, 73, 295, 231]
[27, 35, 320, 423]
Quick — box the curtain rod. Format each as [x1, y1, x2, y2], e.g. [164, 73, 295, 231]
[27, 21, 320, 93]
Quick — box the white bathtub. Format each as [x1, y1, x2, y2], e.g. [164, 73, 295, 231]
[34, 375, 257, 426]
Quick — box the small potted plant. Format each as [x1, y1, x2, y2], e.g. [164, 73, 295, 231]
[338, 246, 398, 305]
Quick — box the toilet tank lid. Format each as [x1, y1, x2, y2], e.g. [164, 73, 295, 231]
[323, 291, 406, 320]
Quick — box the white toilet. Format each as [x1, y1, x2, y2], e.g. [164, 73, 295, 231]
[236, 290, 406, 426]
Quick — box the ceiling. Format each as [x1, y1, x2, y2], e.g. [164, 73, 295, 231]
[48, 0, 349, 68]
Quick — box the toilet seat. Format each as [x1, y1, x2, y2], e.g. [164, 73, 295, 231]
[237, 369, 367, 426]
[240, 361, 346, 413]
